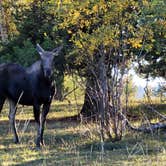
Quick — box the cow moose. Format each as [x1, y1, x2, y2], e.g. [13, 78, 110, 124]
[0, 44, 62, 148]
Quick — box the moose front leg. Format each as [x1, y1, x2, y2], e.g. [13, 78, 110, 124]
[8, 100, 19, 144]
[33, 103, 41, 148]
[36, 103, 50, 147]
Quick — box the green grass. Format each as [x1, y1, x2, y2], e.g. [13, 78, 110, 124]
[0, 100, 166, 166]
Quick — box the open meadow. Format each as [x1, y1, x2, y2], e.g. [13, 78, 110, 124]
[0, 99, 165, 166]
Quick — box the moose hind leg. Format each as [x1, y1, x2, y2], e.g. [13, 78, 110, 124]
[8, 100, 19, 143]
[0, 97, 5, 113]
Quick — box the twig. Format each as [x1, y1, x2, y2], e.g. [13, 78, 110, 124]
[142, 103, 166, 121]
[62, 87, 78, 100]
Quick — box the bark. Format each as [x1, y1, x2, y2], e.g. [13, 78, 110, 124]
[80, 46, 126, 141]
[54, 84, 63, 101]
[80, 53, 109, 121]
[54, 73, 64, 101]
[98, 54, 109, 141]
[80, 77, 98, 118]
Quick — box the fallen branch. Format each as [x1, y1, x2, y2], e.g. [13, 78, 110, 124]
[143, 103, 166, 121]
[119, 111, 166, 133]
[126, 121, 166, 133]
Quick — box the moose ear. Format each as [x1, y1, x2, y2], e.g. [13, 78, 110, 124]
[36, 43, 45, 57]
[52, 45, 63, 57]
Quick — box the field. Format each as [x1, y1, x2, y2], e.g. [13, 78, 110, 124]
[0, 99, 166, 166]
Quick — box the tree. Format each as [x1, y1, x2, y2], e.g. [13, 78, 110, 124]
[0, 0, 19, 43]
[0, 0, 62, 63]
[123, 74, 138, 100]
[0, 0, 66, 100]
[135, 0, 166, 78]
[56, 0, 166, 140]
[57, 0, 152, 140]
[153, 83, 166, 102]
[0, 0, 8, 42]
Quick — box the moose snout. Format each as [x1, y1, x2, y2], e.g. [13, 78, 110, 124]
[44, 68, 52, 78]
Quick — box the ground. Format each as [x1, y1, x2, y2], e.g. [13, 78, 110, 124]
[0, 100, 166, 166]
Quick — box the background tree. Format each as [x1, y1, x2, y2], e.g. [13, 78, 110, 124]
[0, 0, 66, 100]
[0, 0, 18, 43]
[135, 0, 166, 78]
[153, 83, 166, 102]
[123, 74, 138, 102]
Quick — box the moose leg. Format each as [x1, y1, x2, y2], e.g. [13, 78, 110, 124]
[0, 97, 5, 113]
[8, 100, 19, 143]
[33, 104, 41, 147]
[38, 103, 50, 146]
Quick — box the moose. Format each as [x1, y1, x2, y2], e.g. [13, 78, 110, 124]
[0, 44, 62, 148]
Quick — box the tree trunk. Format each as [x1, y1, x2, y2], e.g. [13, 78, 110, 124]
[54, 72, 64, 101]
[80, 53, 109, 120]
[80, 48, 126, 142]
[54, 83, 63, 101]
[80, 77, 98, 118]
[80, 53, 109, 127]
[98, 54, 109, 142]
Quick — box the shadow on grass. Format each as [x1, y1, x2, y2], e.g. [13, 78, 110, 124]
[15, 159, 46, 166]
[0, 118, 166, 165]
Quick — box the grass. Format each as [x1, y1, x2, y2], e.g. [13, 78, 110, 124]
[0, 99, 165, 166]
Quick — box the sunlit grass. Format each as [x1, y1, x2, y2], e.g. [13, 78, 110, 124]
[0, 122, 166, 165]
[0, 99, 83, 122]
[0, 119, 165, 165]
[0, 98, 165, 165]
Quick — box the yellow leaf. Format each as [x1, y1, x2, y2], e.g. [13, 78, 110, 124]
[128, 38, 142, 48]
[73, 11, 80, 20]
[67, 30, 72, 34]
[44, 32, 47, 37]
[92, 5, 98, 13]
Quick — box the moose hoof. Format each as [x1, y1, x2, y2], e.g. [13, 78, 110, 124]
[40, 140, 45, 146]
[35, 142, 41, 149]
[14, 138, 20, 144]
[35, 146, 41, 151]
[31, 146, 41, 151]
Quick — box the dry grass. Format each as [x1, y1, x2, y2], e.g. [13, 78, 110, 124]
[0, 99, 165, 166]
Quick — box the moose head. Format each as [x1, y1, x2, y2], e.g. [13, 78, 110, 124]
[36, 44, 63, 79]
